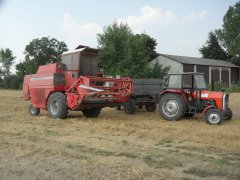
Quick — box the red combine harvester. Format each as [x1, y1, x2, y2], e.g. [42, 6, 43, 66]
[22, 46, 132, 119]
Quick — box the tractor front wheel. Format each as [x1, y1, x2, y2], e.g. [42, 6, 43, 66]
[47, 92, 68, 119]
[29, 104, 40, 116]
[159, 93, 186, 121]
[205, 109, 223, 125]
[145, 102, 157, 112]
[82, 107, 101, 117]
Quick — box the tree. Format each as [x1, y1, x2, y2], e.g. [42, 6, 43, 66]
[199, 31, 229, 60]
[216, 1, 240, 65]
[17, 37, 68, 75]
[97, 22, 167, 78]
[200, 1, 240, 65]
[0, 48, 16, 77]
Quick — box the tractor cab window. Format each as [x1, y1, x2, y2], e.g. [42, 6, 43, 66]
[194, 74, 207, 89]
[183, 74, 193, 89]
[168, 75, 182, 88]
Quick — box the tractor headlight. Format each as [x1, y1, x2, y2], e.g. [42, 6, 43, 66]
[223, 93, 229, 110]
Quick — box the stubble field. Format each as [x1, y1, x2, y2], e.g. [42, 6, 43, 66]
[0, 90, 240, 179]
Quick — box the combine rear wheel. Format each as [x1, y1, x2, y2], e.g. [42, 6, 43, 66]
[145, 102, 157, 112]
[47, 92, 68, 119]
[82, 107, 101, 117]
[29, 104, 40, 116]
[159, 93, 186, 121]
[205, 109, 223, 125]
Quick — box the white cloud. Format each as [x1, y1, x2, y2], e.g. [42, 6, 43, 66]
[62, 13, 102, 49]
[117, 5, 177, 33]
[183, 10, 207, 21]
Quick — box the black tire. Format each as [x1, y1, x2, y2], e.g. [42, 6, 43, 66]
[47, 92, 68, 119]
[123, 98, 135, 114]
[224, 108, 233, 120]
[145, 102, 157, 112]
[116, 104, 121, 110]
[159, 93, 186, 121]
[137, 103, 143, 109]
[205, 108, 223, 125]
[184, 113, 195, 118]
[29, 104, 40, 116]
[82, 107, 101, 117]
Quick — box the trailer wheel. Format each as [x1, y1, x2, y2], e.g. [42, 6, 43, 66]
[205, 109, 223, 125]
[29, 104, 40, 116]
[145, 102, 157, 112]
[82, 107, 101, 117]
[116, 104, 121, 110]
[123, 98, 135, 114]
[47, 92, 68, 119]
[224, 108, 232, 120]
[159, 93, 186, 121]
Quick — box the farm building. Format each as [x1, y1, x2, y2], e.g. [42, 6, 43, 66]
[150, 54, 240, 86]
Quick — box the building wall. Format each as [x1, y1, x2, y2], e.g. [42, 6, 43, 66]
[150, 56, 183, 74]
[183, 64, 194, 72]
[231, 67, 239, 83]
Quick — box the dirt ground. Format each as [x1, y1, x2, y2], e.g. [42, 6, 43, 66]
[0, 90, 239, 180]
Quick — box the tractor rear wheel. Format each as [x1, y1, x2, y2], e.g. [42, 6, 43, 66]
[145, 102, 157, 112]
[159, 93, 186, 121]
[224, 108, 233, 120]
[123, 98, 135, 114]
[205, 109, 223, 125]
[47, 92, 68, 119]
[82, 107, 101, 117]
[29, 104, 40, 116]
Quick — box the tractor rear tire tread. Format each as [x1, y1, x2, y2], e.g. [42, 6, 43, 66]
[159, 93, 186, 121]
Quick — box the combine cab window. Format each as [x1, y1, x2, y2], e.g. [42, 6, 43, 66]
[168, 75, 182, 89]
[72, 53, 79, 70]
[62, 54, 71, 70]
[195, 74, 207, 89]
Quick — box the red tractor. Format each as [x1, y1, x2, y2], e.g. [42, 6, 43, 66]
[159, 73, 232, 124]
[22, 46, 133, 119]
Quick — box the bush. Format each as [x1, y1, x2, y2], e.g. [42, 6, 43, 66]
[1, 75, 23, 89]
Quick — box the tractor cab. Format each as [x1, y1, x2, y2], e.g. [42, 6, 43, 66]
[165, 73, 207, 90]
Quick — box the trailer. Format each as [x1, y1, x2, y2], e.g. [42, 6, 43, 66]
[119, 78, 163, 114]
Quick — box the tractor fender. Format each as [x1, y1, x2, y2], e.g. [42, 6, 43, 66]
[203, 105, 215, 114]
[159, 90, 189, 105]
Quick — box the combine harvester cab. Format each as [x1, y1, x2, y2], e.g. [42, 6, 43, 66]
[22, 46, 133, 119]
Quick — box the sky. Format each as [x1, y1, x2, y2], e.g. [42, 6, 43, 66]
[0, 0, 238, 72]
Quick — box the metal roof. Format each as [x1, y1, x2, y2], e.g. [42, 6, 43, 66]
[159, 54, 239, 68]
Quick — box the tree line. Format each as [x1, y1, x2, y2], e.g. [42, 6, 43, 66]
[1, 1, 239, 89]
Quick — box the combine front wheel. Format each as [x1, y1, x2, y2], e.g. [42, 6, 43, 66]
[205, 109, 223, 125]
[47, 92, 68, 119]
